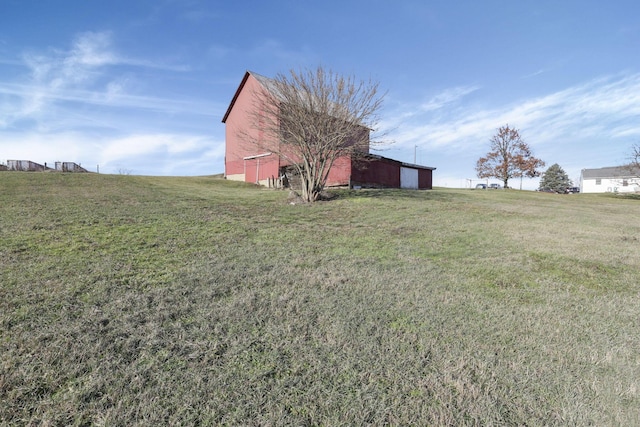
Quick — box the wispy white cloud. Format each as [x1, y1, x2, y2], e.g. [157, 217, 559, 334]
[99, 133, 225, 175]
[388, 73, 640, 155]
[100, 134, 214, 163]
[67, 31, 119, 67]
[0, 31, 224, 175]
[0, 30, 221, 132]
[0, 31, 195, 128]
[22, 31, 119, 93]
[418, 85, 480, 112]
[0, 81, 220, 115]
[521, 69, 547, 79]
[380, 84, 480, 138]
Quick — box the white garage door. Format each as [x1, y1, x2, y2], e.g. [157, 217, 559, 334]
[400, 167, 419, 189]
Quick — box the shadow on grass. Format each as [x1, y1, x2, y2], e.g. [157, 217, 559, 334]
[611, 193, 640, 201]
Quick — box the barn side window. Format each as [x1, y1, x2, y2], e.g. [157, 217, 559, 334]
[595, 179, 601, 185]
[623, 179, 629, 186]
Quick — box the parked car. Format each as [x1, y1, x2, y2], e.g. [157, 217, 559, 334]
[565, 187, 580, 194]
[475, 183, 487, 189]
[488, 183, 502, 189]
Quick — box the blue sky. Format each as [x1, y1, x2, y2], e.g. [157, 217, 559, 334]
[2, 0, 640, 189]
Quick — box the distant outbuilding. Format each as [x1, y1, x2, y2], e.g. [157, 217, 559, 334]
[7, 160, 47, 172]
[5, 160, 89, 173]
[580, 166, 640, 193]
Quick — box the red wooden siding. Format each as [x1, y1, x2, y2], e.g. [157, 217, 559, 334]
[351, 157, 400, 188]
[350, 157, 434, 189]
[325, 155, 353, 186]
[224, 73, 280, 180]
[244, 154, 280, 184]
[418, 168, 433, 189]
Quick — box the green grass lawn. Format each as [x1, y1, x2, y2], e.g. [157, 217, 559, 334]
[1, 172, 639, 425]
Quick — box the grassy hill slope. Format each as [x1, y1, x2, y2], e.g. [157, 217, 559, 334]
[2, 172, 639, 425]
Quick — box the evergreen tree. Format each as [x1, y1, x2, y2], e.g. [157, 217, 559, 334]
[539, 163, 571, 193]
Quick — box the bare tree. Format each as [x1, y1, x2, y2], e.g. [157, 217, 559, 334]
[619, 143, 640, 189]
[244, 67, 386, 202]
[476, 124, 545, 188]
[630, 143, 640, 170]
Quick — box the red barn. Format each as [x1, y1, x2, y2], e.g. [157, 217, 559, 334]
[222, 71, 435, 189]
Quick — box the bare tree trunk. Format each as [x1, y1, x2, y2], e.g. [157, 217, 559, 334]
[239, 67, 388, 202]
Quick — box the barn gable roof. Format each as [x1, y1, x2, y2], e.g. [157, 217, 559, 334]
[222, 70, 365, 127]
[221, 71, 284, 124]
[222, 71, 248, 124]
[582, 165, 640, 179]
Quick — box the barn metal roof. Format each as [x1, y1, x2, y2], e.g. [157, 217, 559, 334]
[222, 70, 365, 125]
[365, 153, 436, 170]
[581, 165, 640, 178]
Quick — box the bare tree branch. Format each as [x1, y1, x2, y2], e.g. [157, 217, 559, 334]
[240, 67, 387, 202]
[630, 143, 640, 171]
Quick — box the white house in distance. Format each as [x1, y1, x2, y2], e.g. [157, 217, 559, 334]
[580, 165, 640, 193]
